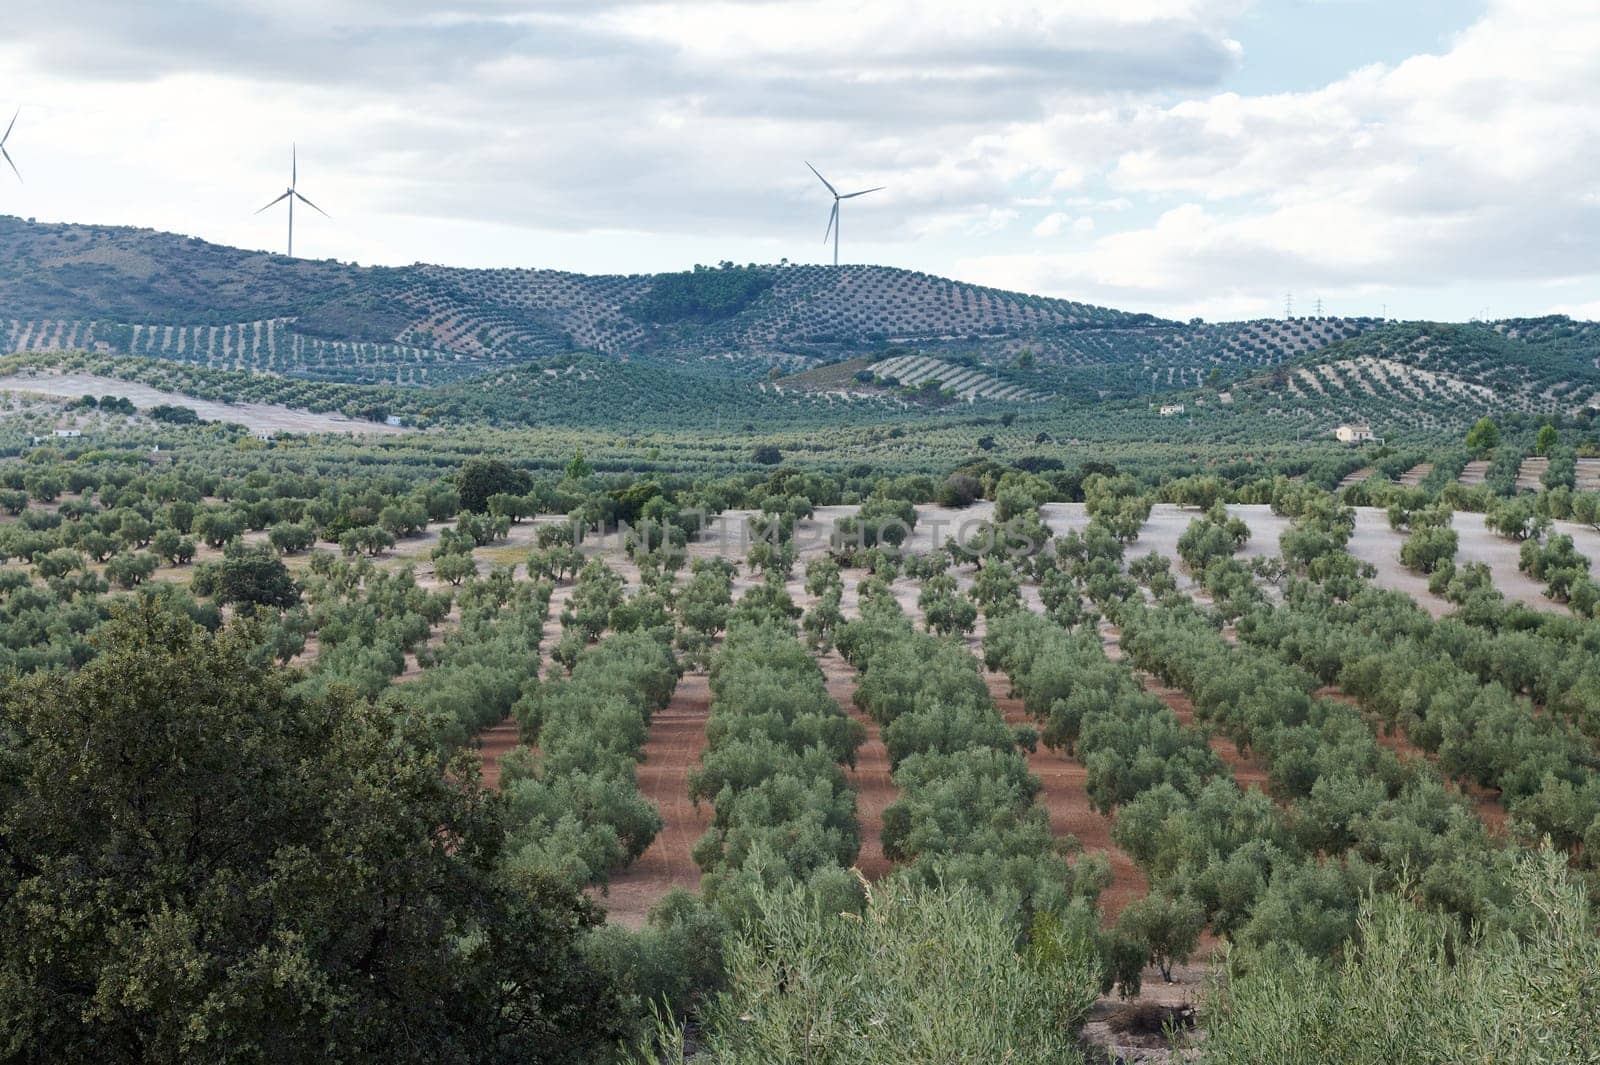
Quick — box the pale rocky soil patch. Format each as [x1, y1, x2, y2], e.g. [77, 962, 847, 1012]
[0, 371, 409, 436]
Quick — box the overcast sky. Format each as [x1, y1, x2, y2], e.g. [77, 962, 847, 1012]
[3, 0, 1597, 322]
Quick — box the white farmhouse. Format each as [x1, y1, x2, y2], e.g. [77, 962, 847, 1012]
[1335, 423, 1378, 444]
[1159, 404, 1186, 417]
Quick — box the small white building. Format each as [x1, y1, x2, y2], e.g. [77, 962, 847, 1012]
[1335, 423, 1378, 444]
[1159, 403, 1186, 417]
[52, 427, 82, 438]
[384, 415, 404, 427]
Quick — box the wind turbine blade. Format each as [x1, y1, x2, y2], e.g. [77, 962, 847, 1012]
[1, 146, 19, 184]
[254, 190, 292, 214]
[1, 108, 17, 147]
[838, 186, 884, 200]
[294, 191, 330, 218]
[805, 160, 837, 197]
[823, 201, 837, 244]
[292, 143, 297, 187]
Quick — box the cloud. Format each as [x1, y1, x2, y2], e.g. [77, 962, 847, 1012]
[3, 0, 1596, 323]
[960, 0, 1600, 314]
[1, 0, 1253, 250]
[1032, 212, 1069, 238]
[1551, 300, 1600, 322]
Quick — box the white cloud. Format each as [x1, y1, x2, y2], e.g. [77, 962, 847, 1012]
[956, 0, 1600, 315]
[1551, 300, 1600, 323]
[1032, 212, 1071, 238]
[1, 0, 1596, 322]
[1031, 213, 1095, 238]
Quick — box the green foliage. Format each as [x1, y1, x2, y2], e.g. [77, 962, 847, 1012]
[627, 263, 774, 325]
[147, 403, 201, 425]
[217, 546, 301, 613]
[505, 628, 678, 888]
[0, 603, 624, 1063]
[690, 622, 864, 920]
[1114, 888, 1205, 983]
[643, 878, 1100, 1065]
[1465, 416, 1501, 455]
[1205, 849, 1599, 1064]
[456, 457, 531, 514]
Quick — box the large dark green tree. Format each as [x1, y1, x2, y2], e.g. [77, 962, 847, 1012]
[0, 603, 621, 1064]
[217, 546, 302, 613]
[456, 458, 532, 514]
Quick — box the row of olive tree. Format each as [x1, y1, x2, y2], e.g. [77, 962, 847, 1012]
[689, 621, 865, 921]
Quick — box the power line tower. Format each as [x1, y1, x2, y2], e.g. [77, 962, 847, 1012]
[1284, 292, 1294, 320]
[1315, 296, 1323, 318]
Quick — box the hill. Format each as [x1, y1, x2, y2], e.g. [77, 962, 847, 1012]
[1229, 321, 1600, 432]
[0, 216, 1160, 386]
[4, 217, 1600, 427]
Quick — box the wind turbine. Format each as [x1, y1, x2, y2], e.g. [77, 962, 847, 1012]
[806, 161, 882, 267]
[2, 108, 21, 183]
[255, 145, 328, 257]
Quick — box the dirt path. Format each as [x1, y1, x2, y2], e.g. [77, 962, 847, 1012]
[595, 672, 714, 928]
[819, 650, 896, 880]
[474, 718, 523, 790]
[1314, 686, 1510, 833]
[988, 674, 1148, 922]
[1140, 678, 1273, 795]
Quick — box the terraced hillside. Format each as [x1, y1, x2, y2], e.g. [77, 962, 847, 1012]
[5, 217, 1598, 414]
[1231, 322, 1600, 433]
[3, 318, 476, 386]
[1020, 316, 1383, 382]
[0, 217, 1160, 385]
[778, 353, 1048, 402]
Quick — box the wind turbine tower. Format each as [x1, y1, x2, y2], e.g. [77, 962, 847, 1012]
[1, 108, 21, 183]
[255, 145, 329, 257]
[806, 162, 883, 267]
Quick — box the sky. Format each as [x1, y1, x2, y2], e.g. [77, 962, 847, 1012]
[2, 0, 1597, 323]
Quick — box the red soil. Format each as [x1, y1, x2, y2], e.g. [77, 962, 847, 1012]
[474, 718, 523, 790]
[1314, 686, 1510, 833]
[988, 674, 1148, 922]
[593, 673, 714, 928]
[819, 651, 896, 880]
[1142, 679, 1273, 795]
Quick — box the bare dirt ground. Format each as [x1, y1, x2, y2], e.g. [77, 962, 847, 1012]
[474, 718, 522, 790]
[818, 652, 896, 880]
[0, 371, 409, 436]
[1142, 680, 1272, 795]
[1084, 958, 1212, 1063]
[1347, 507, 1451, 616]
[1399, 462, 1434, 487]
[1338, 466, 1377, 490]
[595, 672, 715, 928]
[1451, 510, 1558, 611]
[1557, 518, 1600, 564]
[989, 674, 1149, 922]
[1343, 506, 1566, 618]
[1315, 686, 1510, 833]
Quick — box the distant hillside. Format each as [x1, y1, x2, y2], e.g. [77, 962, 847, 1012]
[4, 217, 1598, 416]
[0, 216, 1158, 385]
[1230, 321, 1600, 432]
[778, 352, 1049, 403]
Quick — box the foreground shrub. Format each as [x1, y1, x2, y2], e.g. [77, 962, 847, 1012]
[1204, 848, 1598, 1064]
[639, 877, 1100, 1064]
[0, 602, 621, 1063]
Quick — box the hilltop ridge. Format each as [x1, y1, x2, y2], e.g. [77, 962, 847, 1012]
[3, 216, 1598, 431]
